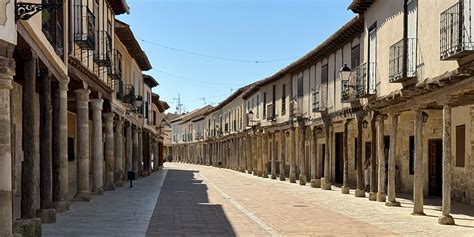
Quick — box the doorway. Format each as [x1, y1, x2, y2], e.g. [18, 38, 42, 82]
[335, 133, 343, 184]
[428, 139, 443, 197]
[319, 144, 326, 178]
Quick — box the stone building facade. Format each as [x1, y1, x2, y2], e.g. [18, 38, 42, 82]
[172, 0, 474, 226]
[0, 1, 168, 236]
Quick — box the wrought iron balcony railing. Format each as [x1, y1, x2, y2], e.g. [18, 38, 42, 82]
[74, 5, 95, 50]
[42, 0, 64, 58]
[114, 79, 124, 101]
[389, 38, 417, 83]
[122, 84, 135, 104]
[108, 49, 122, 80]
[94, 31, 112, 67]
[341, 63, 376, 102]
[440, 0, 474, 60]
[312, 86, 326, 112]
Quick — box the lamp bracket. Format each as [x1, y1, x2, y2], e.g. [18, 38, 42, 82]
[15, 1, 62, 21]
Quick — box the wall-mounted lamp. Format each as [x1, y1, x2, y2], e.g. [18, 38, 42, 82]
[362, 119, 369, 129]
[339, 64, 352, 83]
[422, 111, 429, 123]
[316, 127, 323, 133]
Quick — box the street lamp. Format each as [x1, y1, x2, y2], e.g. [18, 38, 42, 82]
[247, 110, 255, 127]
[126, 95, 144, 115]
[339, 64, 352, 83]
[422, 111, 429, 123]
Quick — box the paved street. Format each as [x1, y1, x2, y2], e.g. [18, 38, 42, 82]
[43, 170, 167, 237]
[44, 163, 474, 236]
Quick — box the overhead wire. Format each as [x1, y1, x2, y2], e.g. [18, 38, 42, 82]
[138, 38, 299, 64]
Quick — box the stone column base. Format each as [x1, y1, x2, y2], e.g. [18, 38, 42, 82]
[36, 208, 56, 223]
[73, 191, 90, 201]
[289, 173, 297, 183]
[115, 180, 124, 188]
[262, 172, 268, 178]
[271, 174, 277, 179]
[376, 192, 386, 202]
[91, 188, 104, 195]
[411, 211, 426, 216]
[13, 218, 42, 237]
[321, 178, 331, 190]
[385, 200, 401, 207]
[104, 183, 116, 191]
[355, 189, 365, 197]
[311, 179, 321, 188]
[53, 201, 69, 213]
[369, 192, 377, 201]
[438, 215, 455, 225]
[341, 186, 350, 194]
[279, 176, 286, 181]
[299, 175, 307, 185]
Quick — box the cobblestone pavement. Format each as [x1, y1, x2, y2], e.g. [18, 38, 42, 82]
[148, 163, 474, 237]
[43, 170, 167, 237]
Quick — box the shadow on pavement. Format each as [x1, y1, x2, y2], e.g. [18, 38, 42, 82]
[146, 168, 236, 236]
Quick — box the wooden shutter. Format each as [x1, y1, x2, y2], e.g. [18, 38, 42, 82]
[456, 125, 465, 167]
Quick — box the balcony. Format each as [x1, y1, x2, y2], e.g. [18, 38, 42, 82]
[108, 49, 122, 80]
[389, 38, 417, 83]
[341, 63, 376, 102]
[114, 79, 124, 100]
[440, 1, 474, 60]
[94, 31, 112, 67]
[42, 0, 64, 58]
[74, 5, 95, 50]
[122, 84, 136, 104]
[312, 86, 327, 112]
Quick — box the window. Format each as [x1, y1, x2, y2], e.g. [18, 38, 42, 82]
[281, 84, 286, 115]
[351, 45, 360, 69]
[263, 92, 267, 119]
[247, 100, 250, 112]
[256, 95, 259, 118]
[297, 77, 303, 97]
[272, 85, 276, 117]
[409, 136, 414, 175]
[456, 125, 466, 167]
[321, 64, 329, 84]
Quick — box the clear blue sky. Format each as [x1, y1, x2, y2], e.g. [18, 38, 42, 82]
[118, 0, 354, 113]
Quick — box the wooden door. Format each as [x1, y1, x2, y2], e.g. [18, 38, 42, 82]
[428, 139, 443, 197]
[335, 133, 344, 184]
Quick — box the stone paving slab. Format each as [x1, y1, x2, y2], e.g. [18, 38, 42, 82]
[43, 170, 167, 237]
[163, 163, 474, 236]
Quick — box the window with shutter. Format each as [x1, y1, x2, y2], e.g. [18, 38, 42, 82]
[456, 125, 465, 167]
[321, 64, 329, 84]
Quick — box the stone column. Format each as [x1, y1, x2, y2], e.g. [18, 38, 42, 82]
[138, 129, 143, 176]
[299, 125, 306, 185]
[342, 121, 350, 194]
[21, 53, 40, 221]
[413, 109, 425, 215]
[311, 127, 319, 188]
[91, 99, 104, 194]
[280, 130, 286, 181]
[247, 136, 252, 174]
[0, 44, 15, 236]
[38, 70, 56, 223]
[125, 123, 132, 175]
[370, 116, 378, 201]
[386, 113, 401, 207]
[271, 132, 277, 179]
[114, 118, 124, 186]
[376, 116, 386, 202]
[355, 117, 365, 197]
[321, 124, 331, 190]
[253, 135, 258, 176]
[262, 133, 268, 178]
[289, 127, 297, 183]
[104, 113, 115, 191]
[439, 104, 455, 225]
[74, 89, 91, 201]
[52, 79, 69, 212]
[132, 127, 139, 174]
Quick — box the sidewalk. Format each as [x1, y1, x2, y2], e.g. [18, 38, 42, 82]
[42, 170, 167, 237]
